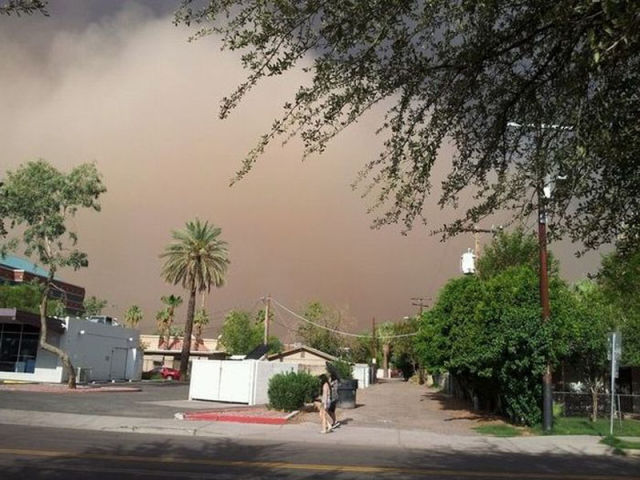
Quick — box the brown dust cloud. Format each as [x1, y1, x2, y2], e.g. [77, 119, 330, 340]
[0, 2, 602, 340]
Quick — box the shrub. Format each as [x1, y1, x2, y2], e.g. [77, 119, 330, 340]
[268, 371, 320, 411]
[328, 359, 353, 380]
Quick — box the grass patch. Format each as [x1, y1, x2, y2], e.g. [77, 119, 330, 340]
[530, 417, 640, 436]
[474, 423, 523, 437]
[601, 435, 640, 450]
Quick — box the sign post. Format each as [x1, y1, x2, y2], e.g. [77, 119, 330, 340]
[608, 331, 622, 435]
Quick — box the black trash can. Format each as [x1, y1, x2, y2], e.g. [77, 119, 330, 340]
[337, 379, 358, 409]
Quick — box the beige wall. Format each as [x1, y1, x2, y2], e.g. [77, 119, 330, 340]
[142, 355, 177, 371]
[271, 351, 331, 376]
[139, 334, 220, 351]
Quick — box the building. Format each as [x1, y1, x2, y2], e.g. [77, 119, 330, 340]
[0, 308, 142, 383]
[140, 334, 227, 371]
[0, 255, 85, 316]
[267, 344, 338, 375]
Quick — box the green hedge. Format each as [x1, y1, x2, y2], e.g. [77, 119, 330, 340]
[328, 359, 353, 380]
[268, 371, 320, 411]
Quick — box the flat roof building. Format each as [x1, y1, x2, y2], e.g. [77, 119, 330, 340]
[0, 255, 85, 316]
[0, 308, 142, 383]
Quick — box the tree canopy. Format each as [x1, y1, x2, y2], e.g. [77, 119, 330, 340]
[83, 295, 108, 316]
[296, 301, 344, 357]
[0, 0, 48, 16]
[124, 304, 143, 329]
[476, 227, 558, 280]
[0, 283, 64, 317]
[219, 309, 281, 355]
[596, 247, 640, 366]
[0, 159, 106, 388]
[416, 265, 578, 425]
[176, 0, 640, 250]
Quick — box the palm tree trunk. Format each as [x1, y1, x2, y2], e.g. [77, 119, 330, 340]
[179, 282, 196, 378]
[40, 270, 76, 389]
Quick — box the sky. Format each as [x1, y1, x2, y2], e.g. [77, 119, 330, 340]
[0, 1, 603, 341]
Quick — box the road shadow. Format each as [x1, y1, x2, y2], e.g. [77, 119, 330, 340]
[421, 389, 505, 424]
[1, 423, 638, 479]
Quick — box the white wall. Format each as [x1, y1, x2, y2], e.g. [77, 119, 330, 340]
[0, 348, 63, 383]
[189, 359, 297, 405]
[353, 363, 370, 389]
[62, 318, 141, 382]
[251, 360, 298, 405]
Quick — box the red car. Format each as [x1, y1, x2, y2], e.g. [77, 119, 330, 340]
[148, 366, 181, 381]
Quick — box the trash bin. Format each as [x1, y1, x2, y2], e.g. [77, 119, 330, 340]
[337, 379, 358, 409]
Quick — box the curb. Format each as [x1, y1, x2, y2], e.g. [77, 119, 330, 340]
[176, 410, 299, 425]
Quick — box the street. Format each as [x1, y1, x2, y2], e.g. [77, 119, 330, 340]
[1, 424, 638, 480]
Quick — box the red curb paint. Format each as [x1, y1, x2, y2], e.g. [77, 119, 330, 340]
[182, 412, 288, 425]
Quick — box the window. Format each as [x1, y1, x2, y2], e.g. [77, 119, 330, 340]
[0, 323, 39, 373]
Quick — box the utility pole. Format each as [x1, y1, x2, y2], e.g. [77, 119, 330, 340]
[539, 178, 553, 433]
[411, 297, 429, 315]
[506, 120, 570, 433]
[263, 294, 271, 345]
[371, 317, 377, 360]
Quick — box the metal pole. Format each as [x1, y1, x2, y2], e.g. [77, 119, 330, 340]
[263, 294, 270, 345]
[539, 188, 553, 433]
[610, 332, 616, 436]
[371, 318, 377, 359]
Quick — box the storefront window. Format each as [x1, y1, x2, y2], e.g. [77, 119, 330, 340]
[0, 323, 39, 373]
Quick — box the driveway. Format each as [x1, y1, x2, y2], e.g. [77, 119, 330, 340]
[301, 379, 483, 436]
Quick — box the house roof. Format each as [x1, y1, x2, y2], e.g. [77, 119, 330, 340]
[267, 345, 338, 362]
[143, 349, 227, 357]
[0, 255, 50, 277]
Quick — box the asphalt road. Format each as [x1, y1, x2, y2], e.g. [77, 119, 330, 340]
[0, 424, 638, 480]
[0, 382, 193, 418]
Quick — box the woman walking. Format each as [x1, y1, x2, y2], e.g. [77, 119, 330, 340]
[318, 374, 333, 433]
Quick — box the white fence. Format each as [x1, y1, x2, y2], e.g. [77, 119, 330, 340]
[189, 359, 297, 405]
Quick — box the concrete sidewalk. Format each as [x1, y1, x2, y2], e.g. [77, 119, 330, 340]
[0, 407, 616, 456]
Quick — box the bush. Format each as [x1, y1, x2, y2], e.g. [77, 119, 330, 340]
[268, 371, 320, 411]
[328, 359, 353, 379]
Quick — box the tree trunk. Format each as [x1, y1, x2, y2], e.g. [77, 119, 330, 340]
[179, 282, 196, 378]
[383, 343, 390, 378]
[39, 272, 76, 389]
[591, 383, 599, 422]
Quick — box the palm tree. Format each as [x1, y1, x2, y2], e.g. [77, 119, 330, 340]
[124, 305, 143, 328]
[160, 219, 229, 377]
[155, 309, 170, 347]
[161, 294, 183, 348]
[193, 307, 210, 349]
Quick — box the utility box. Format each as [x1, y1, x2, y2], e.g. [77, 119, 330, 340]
[461, 249, 476, 275]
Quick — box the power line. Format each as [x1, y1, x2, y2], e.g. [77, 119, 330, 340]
[271, 298, 418, 339]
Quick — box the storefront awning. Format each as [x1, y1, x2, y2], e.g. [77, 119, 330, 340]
[0, 308, 66, 334]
